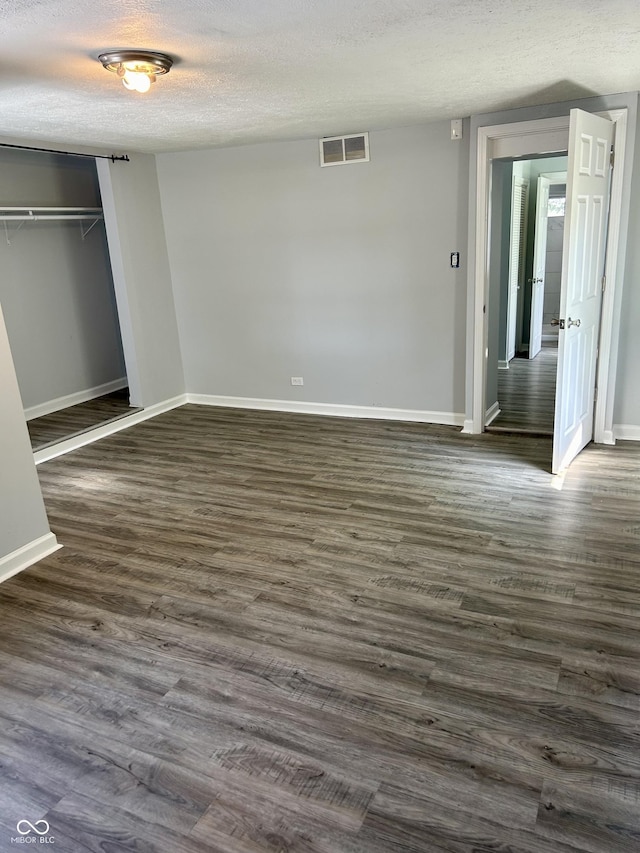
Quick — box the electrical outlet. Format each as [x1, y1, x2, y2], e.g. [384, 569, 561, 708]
[290, 376, 304, 386]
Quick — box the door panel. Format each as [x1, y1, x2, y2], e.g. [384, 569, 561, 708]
[552, 109, 613, 474]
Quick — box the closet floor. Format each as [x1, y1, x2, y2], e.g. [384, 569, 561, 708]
[27, 387, 139, 450]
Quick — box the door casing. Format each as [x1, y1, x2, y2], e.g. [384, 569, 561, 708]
[465, 109, 629, 445]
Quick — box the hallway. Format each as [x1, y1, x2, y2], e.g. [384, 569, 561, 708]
[489, 345, 557, 435]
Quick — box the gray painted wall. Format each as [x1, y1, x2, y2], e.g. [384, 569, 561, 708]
[0, 150, 125, 411]
[97, 154, 185, 409]
[487, 158, 512, 411]
[0, 225, 125, 410]
[0, 148, 100, 207]
[495, 161, 514, 367]
[0, 305, 51, 557]
[158, 99, 638, 430]
[157, 123, 469, 416]
[612, 108, 640, 429]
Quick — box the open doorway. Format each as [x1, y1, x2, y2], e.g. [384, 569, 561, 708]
[488, 155, 567, 435]
[470, 108, 629, 472]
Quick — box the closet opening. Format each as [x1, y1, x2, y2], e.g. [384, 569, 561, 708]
[0, 148, 138, 451]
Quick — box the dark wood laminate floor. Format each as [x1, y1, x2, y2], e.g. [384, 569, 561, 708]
[1, 405, 640, 852]
[26, 388, 139, 451]
[489, 345, 557, 435]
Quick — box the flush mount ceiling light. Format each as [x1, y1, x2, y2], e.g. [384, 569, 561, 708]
[99, 50, 173, 94]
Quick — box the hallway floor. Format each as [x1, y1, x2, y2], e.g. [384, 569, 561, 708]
[489, 345, 557, 435]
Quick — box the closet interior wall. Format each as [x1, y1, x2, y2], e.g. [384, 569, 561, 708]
[0, 149, 126, 419]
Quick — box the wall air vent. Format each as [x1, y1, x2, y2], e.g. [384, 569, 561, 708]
[320, 132, 369, 167]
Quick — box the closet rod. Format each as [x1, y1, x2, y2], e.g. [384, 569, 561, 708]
[0, 142, 129, 162]
[0, 206, 103, 211]
[0, 215, 103, 221]
[0, 207, 103, 222]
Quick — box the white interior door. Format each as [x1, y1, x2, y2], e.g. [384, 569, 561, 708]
[529, 176, 550, 359]
[507, 177, 528, 362]
[552, 109, 613, 474]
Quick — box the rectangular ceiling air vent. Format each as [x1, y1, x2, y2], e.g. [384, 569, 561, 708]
[320, 132, 369, 167]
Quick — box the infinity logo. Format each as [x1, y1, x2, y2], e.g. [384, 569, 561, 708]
[16, 820, 50, 836]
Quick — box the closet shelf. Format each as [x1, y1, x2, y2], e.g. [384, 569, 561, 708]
[0, 207, 104, 243]
[0, 206, 103, 221]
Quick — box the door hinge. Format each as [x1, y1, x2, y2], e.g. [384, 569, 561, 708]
[610, 147, 615, 168]
[602, 274, 606, 292]
[594, 386, 598, 403]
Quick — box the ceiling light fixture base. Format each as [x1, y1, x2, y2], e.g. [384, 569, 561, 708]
[99, 50, 173, 93]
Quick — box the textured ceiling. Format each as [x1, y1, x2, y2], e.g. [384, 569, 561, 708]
[0, 0, 639, 153]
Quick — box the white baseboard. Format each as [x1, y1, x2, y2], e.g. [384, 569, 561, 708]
[600, 429, 616, 446]
[461, 418, 475, 434]
[34, 394, 188, 464]
[33, 390, 465, 464]
[498, 360, 509, 370]
[25, 378, 128, 421]
[0, 532, 61, 585]
[485, 401, 501, 426]
[613, 424, 640, 442]
[186, 394, 465, 427]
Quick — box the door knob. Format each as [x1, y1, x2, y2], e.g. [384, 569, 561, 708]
[550, 318, 581, 330]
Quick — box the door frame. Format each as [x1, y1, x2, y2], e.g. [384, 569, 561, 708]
[465, 109, 629, 442]
[505, 174, 528, 363]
